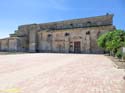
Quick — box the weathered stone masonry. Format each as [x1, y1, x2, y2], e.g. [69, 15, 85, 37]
[0, 14, 115, 53]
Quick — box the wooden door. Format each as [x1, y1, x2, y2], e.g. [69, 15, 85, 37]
[74, 41, 81, 53]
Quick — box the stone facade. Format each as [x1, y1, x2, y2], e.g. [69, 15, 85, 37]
[0, 14, 115, 53]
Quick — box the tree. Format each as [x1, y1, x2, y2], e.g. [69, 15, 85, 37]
[97, 33, 108, 49]
[97, 29, 125, 56]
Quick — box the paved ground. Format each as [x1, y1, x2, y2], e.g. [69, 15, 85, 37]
[0, 53, 124, 93]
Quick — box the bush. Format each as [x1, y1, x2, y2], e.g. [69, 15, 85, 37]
[116, 50, 122, 59]
[122, 53, 125, 61]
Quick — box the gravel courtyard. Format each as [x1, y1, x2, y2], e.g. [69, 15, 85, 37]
[0, 53, 125, 93]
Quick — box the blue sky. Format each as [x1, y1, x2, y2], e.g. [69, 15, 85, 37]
[0, 0, 124, 38]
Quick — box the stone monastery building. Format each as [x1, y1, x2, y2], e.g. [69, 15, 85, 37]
[0, 14, 115, 53]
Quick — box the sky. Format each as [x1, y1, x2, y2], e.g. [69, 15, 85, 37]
[0, 0, 124, 38]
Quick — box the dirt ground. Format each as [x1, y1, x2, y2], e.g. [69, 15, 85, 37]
[106, 55, 125, 69]
[0, 53, 125, 93]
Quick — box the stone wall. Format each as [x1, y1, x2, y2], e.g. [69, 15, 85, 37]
[37, 25, 115, 53]
[8, 37, 19, 51]
[0, 38, 9, 51]
[37, 14, 113, 30]
[0, 40, 1, 50]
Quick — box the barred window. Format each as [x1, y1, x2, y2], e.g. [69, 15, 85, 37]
[86, 31, 90, 35]
[65, 33, 70, 36]
[47, 34, 52, 41]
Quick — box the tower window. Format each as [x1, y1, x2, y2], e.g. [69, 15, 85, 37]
[48, 34, 52, 37]
[87, 21, 91, 26]
[87, 21, 91, 24]
[65, 33, 70, 36]
[70, 24, 73, 26]
[47, 34, 52, 41]
[86, 31, 90, 35]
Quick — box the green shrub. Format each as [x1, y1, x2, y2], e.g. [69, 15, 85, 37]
[116, 50, 122, 59]
[122, 53, 125, 61]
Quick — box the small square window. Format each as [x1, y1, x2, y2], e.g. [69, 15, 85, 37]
[86, 31, 90, 35]
[65, 33, 70, 36]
